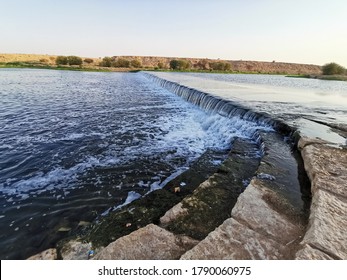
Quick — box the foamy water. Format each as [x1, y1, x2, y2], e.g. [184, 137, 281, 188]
[0, 69, 269, 259]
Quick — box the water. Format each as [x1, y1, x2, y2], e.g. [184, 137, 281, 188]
[150, 72, 347, 145]
[0, 69, 268, 259]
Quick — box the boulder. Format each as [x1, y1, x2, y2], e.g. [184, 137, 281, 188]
[94, 224, 198, 260]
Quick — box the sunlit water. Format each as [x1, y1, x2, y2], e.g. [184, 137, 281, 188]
[0, 69, 268, 259]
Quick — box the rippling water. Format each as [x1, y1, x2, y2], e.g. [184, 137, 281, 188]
[0, 69, 268, 259]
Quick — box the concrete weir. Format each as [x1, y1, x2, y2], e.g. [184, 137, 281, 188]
[29, 73, 346, 260]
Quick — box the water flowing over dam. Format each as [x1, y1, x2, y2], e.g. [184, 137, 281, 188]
[1, 69, 346, 260]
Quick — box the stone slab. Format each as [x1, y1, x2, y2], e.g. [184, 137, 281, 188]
[94, 224, 198, 260]
[181, 218, 286, 260]
[295, 244, 334, 260]
[231, 181, 302, 245]
[302, 189, 347, 259]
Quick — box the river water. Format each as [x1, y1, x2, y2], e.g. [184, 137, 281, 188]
[151, 72, 347, 145]
[0, 69, 268, 259]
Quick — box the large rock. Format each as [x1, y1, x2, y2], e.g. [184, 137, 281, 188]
[27, 248, 57, 260]
[300, 143, 347, 197]
[231, 180, 303, 245]
[299, 141, 347, 259]
[295, 244, 334, 260]
[94, 224, 198, 260]
[301, 189, 347, 259]
[181, 218, 286, 260]
[160, 202, 188, 225]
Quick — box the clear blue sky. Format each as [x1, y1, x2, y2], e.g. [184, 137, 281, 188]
[1, 0, 347, 66]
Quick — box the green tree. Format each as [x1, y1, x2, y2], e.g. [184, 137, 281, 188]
[322, 62, 346, 75]
[67, 56, 83, 66]
[56, 56, 68, 65]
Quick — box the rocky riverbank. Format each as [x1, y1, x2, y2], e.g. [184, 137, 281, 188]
[28, 125, 347, 260]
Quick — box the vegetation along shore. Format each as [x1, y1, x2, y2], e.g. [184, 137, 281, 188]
[2, 53, 346, 80]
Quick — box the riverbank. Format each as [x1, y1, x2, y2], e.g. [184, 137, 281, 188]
[1, 53, 322, 75]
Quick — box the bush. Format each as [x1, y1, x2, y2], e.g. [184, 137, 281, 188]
[130, 59, 142, 68]
[84, 58, 94, 64]
[67, 56, 82, 66]
[56, 56, 68, 65]
[100, 57, 112, 67]
[170, 59, 190, 70]
[209, 61, 232, 71]
[157, 62, 165, 69]
[113, 58, 130, 68]
[322, 62, 346, 75]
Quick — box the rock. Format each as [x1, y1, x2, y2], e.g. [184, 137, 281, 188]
[295, 244, 334, 260]
[298, 141, 347, 259]
[27, 248, 57, 260]
[231, 180, 303, 245]
[60, 240, 93, 260]
[301, 143, 347, 197]
[160, 202, 188, 225]
[301, 189, 347, 259]
[94, 224, 198, 260]
[298, 136, 330, 150]
[181, 218, 286, 260]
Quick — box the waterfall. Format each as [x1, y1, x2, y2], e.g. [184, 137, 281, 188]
[143, 72, 293, 137]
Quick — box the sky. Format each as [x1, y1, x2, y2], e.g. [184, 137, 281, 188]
[1, 0, 347, 66]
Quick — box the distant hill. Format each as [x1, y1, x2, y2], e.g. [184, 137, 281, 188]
[0, 53, 322, 75]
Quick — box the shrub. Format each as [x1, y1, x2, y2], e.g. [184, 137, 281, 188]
[67, 56, 82, 66]
[56, 56, 68, 65]
[130, 59, 142, 68]
[170, 59, 190, 70]
[113, 58, 130, 68]
[209, 61, 232, 71]
[84, 58, 94, 64]
[322, 62, 346, 75]
[100, 57, 112, 67]
[39, 58, 48, 63]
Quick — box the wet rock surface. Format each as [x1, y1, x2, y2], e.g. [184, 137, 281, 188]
[160, 139, 260, 240]
[181, 132, 307, 259]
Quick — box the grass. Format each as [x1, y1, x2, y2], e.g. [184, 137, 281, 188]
[0, 62, 125, 72]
